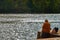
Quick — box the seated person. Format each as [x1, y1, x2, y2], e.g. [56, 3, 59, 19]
[41, 19, 50, 38]
[51, 27, 59, 34]
[50, 27, 60, 37]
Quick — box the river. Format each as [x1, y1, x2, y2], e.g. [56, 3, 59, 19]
[0, 14, 60, 40]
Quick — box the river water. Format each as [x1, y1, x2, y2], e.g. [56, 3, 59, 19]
[0, 14, 60, 40]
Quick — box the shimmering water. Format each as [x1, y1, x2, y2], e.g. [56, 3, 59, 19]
[0, 14, 60, 40]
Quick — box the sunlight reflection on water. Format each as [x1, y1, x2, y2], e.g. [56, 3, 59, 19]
[0, 14, 60, 40]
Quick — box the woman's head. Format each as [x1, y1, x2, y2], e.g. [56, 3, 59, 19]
[54, 27, 59, 33]
[45, 19, 48, 22]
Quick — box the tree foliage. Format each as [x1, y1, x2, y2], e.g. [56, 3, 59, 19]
[0, 0, 60, 13]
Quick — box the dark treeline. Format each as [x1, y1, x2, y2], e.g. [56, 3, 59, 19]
[0, 0, 60, 13]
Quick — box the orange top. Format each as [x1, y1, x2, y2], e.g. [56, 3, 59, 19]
[42, 22, 50, 33]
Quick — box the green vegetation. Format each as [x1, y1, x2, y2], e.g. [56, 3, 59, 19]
[0, 0, 60, 13]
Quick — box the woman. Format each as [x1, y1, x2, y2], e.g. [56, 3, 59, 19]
[51, 27, 58, 34]
[41, 19, 50, 38]
[50, 27, 60, 37]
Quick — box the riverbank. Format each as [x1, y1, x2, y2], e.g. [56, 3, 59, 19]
[37, 30, 60, 40]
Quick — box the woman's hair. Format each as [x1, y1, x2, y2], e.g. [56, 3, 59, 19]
[54, 27, 59, 33]
[45, 19, 48, 22]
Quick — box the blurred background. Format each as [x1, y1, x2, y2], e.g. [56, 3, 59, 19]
[0, 0, 60, 13]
